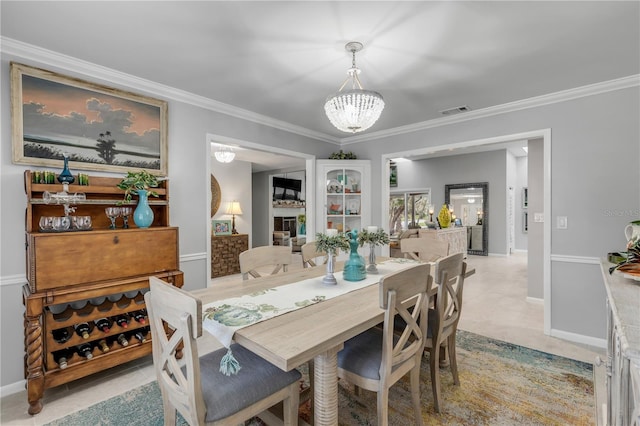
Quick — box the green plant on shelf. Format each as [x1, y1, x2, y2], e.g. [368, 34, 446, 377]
[116, 170, 160, 205]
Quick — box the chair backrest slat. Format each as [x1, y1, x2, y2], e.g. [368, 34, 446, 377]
[432, 253, 467, 341]
[301, 241, 327, 268]
[380, 263, 431, 376]
[400, 238, 449, 262]
[239, 245, 292, 280]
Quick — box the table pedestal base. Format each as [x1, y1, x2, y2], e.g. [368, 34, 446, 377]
[314, 345, 341, 426]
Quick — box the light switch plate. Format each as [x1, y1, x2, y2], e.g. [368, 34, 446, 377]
[534, 213, 544, 223]
[557, 216, 568, 229]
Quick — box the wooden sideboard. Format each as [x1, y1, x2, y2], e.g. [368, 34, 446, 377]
[212, 234, 248, 278]
[22, 171, 182, 415]
[419, 227, 468, 257]
[600, 260, 640, 425]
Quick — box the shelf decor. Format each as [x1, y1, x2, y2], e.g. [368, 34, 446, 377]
[117, 170, 160, 228]
[315, 231, 349, 285]
[357, 226, 390, 274]
[11, 62, 168, 175]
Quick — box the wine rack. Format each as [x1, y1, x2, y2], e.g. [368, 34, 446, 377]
[22, 170, 182, 415]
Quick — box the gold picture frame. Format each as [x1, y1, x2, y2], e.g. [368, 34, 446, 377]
[11, 62, 168, 175]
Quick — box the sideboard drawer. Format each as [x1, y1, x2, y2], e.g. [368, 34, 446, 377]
[27, 227, 179, 291]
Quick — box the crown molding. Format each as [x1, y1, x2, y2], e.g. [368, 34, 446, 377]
[0, 37, 338, 144]
[341, 74, 640, 145]
[3, 37, 636, 147]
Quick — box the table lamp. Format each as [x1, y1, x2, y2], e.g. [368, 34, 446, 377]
[226, 201, 242, 234]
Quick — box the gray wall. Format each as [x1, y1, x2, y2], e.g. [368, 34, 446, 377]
[528, 139, 544, 299]
[392, 150, 508, 255]
[515, 156, 528, 251]
[348, 87, 639, 342]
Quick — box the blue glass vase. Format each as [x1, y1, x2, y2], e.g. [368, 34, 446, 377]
[133, 189, 154, 228]
[57, 156, 75, 185]
[343, 229, 366, 282]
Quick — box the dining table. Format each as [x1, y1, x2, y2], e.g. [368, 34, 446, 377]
[191, 257, 474, 426]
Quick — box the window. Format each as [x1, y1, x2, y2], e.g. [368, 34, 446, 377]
[389, 190, 431, 234]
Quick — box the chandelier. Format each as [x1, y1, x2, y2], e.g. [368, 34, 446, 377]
[324, 41, 385, 133]
[214, 145, 235, 163]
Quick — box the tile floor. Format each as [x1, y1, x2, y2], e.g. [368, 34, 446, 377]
[0, 252, 606, 425]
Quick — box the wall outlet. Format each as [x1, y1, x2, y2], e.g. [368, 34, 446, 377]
[557, 216, 568, 229]
[534, 213, 544, 223]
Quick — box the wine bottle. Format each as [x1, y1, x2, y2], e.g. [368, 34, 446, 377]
[53, 349, 72, 369]
[93, 318, 111, 333]
[116, 333, 129, 347]
[48, 303, 69, 314]
[74, 322, 92, 339]
[76, 343, 94, 359]
[69, 299, 88, 310]
[131, 310, 147, 325]
[52, 327, 71, 344]
[133, 328, 148, 343]
[89, 296, 106, 306]
[114, 315, 130, 329]
[96, 339, 110, 353]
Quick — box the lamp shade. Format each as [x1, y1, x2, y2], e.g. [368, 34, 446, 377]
[226, 201, 243, 215]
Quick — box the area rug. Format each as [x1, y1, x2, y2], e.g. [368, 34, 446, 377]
[44, 330, 594, 426]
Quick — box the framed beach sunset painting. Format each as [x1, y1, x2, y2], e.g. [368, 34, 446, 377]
[11, 62, 168, 175]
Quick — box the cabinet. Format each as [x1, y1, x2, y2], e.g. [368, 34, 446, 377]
[600, 260, 640, 426]
[316, 160, 371, 236]
[419, 227, 468, 257]
[22, 170, 183, 415]
[211, 234, 249, 278]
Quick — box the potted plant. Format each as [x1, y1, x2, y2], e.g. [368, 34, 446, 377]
[357, 227, 390, 274]
[315, 232, 349, 285]
[117, 170, 160, 228]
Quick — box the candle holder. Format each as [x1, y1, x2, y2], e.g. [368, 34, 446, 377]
[357, 227, 389, 275]
[314, 232, 349, 285]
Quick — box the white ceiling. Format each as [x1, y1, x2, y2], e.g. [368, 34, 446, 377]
[2, 1, 638, 166]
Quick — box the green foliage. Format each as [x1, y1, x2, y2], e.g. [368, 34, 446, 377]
[357, 228, 390, 247]
[117, 170, 159, 204]
[314, 232, 349, 254]
[328, 150, 357, 160]
[297, 214, 306, 224]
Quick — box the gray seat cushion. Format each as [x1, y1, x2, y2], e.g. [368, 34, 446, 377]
[195, 343, 301, 422]
[338, 328, 384, 380]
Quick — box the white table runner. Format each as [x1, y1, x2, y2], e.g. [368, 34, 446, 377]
[202, 258, 419, 374]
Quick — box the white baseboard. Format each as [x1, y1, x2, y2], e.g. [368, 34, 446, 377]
[1, 379, 26, 397]
[550, 328, 607, 350]
[526, 296, 544, 304]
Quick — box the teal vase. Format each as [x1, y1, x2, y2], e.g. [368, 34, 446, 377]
[299, 223, 306, 235]
[343, 230, 366, 282]
[57, 156, 75, 185]
[133, 190, 154, 228]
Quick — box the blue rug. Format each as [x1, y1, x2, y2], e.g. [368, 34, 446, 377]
[45, 330, 594, 425]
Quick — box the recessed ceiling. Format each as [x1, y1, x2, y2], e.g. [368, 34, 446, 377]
[2, 1, 638, 142]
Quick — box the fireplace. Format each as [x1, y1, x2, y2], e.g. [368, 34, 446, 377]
[274, 216, 296, 238]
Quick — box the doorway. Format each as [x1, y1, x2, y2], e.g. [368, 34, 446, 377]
[206, 133, 316, 285]
[380, 129, 550, 334]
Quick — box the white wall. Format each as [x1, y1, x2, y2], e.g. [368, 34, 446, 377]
[210, 157, 252, 241]
[515, 156, 528, 251]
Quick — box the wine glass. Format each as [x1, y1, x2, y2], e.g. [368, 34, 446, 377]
[120, 207, 132, 229]
[105, 207, 120, 229]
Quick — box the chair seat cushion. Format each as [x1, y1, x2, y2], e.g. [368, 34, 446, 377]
[338, 328, 384, 380]
[197, 343, 301, 422]
[338, 328, 401, 381]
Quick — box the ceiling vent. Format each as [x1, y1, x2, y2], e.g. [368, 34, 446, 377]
[439, 105, 471, 115]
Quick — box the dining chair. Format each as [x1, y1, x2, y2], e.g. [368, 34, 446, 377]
[337, 263, 431, 426]
[239, 245, 292, 280]
[301, 241, 327, 268]
[401, 237, 449, 263]
[425, 252, 467, 413]
[145, 276, 301, 425]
